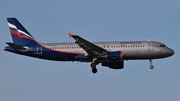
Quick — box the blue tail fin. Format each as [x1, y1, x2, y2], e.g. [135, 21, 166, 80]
[7, 18, 36, 45]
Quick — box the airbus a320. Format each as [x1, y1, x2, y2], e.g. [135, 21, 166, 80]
[4, 18, 174, 73]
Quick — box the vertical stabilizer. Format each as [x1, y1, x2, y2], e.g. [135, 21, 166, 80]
[7, 18, 35, 45]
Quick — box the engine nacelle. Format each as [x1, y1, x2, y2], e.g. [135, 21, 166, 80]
[106, 51, 123, 60]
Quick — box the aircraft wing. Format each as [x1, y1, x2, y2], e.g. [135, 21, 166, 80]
[68, 33, 107, 57]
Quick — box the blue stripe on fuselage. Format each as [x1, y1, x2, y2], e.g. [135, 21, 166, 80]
[5, 45, 88, 61]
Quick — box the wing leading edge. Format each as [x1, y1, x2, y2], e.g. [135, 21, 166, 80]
[68, 33, 107, 58]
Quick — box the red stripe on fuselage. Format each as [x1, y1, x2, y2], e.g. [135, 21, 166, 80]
[41, 44, 85, 55]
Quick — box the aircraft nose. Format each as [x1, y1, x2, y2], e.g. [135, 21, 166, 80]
[167, 48, 174, 56]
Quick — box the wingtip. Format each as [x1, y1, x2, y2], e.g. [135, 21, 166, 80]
[68, 32, 73, 37]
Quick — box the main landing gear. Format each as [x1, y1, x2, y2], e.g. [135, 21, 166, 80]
[149, 59, 154, 69]
[91, 63, 97, 74]
[90, 58, 98, 74]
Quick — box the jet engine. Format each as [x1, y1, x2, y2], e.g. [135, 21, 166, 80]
[101, 51, 124, 69]
[106, 51, 123, 60]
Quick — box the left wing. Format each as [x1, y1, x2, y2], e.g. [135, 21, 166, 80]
[68, 33, 107, 58]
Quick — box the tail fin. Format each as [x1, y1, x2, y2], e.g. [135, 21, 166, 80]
[7, 18, 35, 45]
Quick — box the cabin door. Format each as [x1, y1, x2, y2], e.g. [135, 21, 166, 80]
[37, 45, 42, 54]
[149, 42, 154, 51]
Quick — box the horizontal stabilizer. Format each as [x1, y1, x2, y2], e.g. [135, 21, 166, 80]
[6, 42, 28, 52]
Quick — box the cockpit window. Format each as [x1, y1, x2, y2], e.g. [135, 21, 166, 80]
[159, 44, 166, 47]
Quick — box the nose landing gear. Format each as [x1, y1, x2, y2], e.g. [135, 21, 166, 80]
[149, 59, 154, 69]
[150, 65, 154, 69]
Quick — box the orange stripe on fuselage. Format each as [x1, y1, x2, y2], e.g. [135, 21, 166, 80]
[120, 51, 123, 60]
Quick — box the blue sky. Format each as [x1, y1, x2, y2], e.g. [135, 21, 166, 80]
[0, 0, 179, 101]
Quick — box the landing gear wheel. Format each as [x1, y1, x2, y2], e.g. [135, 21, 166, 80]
[92, 68, 97, 74]
[149, 59, 154, 69]
[90, 59, 98, 73]
[150, 65, 154, 69]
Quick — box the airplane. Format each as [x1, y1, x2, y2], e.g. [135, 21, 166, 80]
[4, 18, 174, 74]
